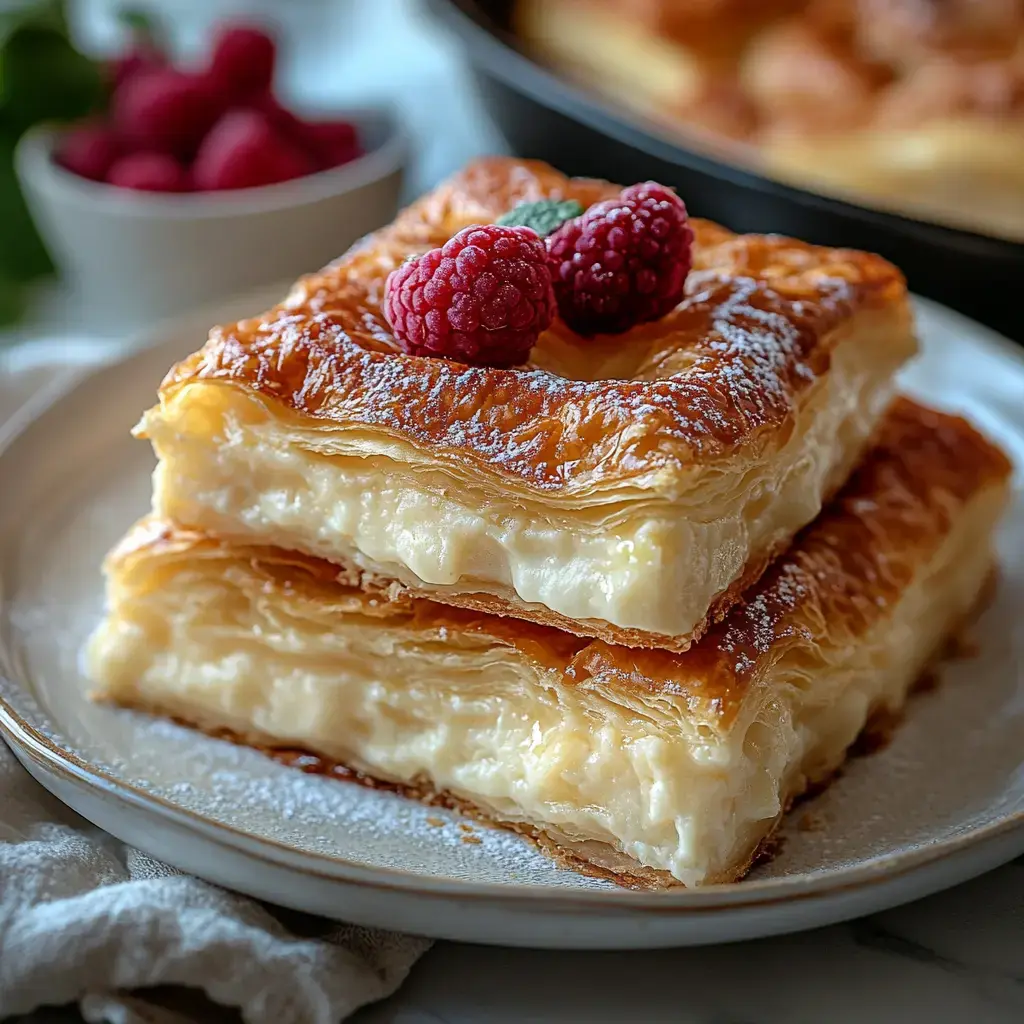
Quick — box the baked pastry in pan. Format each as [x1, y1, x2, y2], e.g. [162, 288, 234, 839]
[139, 157, 915, 652]
[88, 398, 1010, 888]
[519, 0, 1024, 239]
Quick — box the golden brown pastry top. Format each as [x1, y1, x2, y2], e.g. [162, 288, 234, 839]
[117, 399, 1010, 729]
[156, 158, 907, 492]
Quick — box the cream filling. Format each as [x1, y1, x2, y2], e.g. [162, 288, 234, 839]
[146, 332, 897, 639]
[86, 487, 999, 885]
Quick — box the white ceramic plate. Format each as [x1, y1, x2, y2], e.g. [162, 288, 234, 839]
[1, 290, 1023, 949]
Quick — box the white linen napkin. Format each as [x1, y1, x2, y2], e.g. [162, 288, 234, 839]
[0, 340, 431, 1023]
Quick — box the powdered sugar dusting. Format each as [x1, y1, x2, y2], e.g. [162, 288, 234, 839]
[184, 231, 866, 493]
[716, 560, 812, 677]
[315, 274, 828, 487]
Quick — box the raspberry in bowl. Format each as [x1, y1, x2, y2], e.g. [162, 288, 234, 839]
[13, 22, 407, 325]
[59, 23, 367, 194]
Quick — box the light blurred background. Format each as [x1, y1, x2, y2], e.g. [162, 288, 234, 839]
[69, 0, 504, 193]
[0, 0, 1021, 340]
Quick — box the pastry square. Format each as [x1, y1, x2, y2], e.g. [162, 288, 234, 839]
[89, 399, 1010, 887]
[140, 157, 915, 651]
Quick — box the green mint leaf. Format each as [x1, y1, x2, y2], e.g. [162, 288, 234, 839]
[496, 199, 583, 237]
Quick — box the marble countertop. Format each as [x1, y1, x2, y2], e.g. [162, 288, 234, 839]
[5, 3, 1023, 1022]
[9, 862, 1021, 1023]
[357, 861, 1024, 1022]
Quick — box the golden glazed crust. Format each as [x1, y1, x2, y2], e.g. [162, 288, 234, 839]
[114, 397, 1011, 729]
[151, 157, 909, 495]
[572, 398, 1011, 723]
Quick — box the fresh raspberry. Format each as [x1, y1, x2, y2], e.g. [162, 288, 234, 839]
[547, 182, 693, 335]
[56, 124, 121, 182]
[208, 25, 276, 102]
[252, 92, 307, 141]
[113, 69, 222, 158]
[302, 121, 361, 168]
[384, 224, 555, 367]
[251, 95, 360, 170]
[192, 110, 315, 190]
[106, 152, 189, 192]
[108, 45, 164, 90]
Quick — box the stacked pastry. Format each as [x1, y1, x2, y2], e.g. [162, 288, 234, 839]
[87, 158, 1011, 888]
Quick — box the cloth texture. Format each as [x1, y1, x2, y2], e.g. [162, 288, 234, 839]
[0, 341, 431, 1023]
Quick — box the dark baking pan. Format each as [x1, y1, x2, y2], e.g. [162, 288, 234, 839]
[430, 0, 1023, 341]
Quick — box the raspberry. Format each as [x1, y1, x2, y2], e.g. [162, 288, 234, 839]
[253, 92, 307, 141]
[302, 120, 362, 168]
[113, 69, 222, 158]
[56, 124, 120, 182]
[252, 95, 361, 170]
[208, 25, 276, 102]
[109, 45, 163, 90]
[384, 224, 555, 367]
[107, 152, 189, 192]
[547, 182, 693, 335]
[192, 110, 314, 190]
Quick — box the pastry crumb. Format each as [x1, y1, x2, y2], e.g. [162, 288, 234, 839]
[426, 816, 445, 827]
[751, 833, 784, 867]
[458, 822, 474, 833]
[461, 835, 482, 845]
[798, 811, 824, 832]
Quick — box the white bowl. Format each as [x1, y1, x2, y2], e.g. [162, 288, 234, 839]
[15, 107, 408, 328]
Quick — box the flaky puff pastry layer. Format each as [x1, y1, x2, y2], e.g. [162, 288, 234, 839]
[89, 399, 1011, 887]
[140, 157, 914, 650]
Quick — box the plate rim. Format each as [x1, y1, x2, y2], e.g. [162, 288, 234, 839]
[1, 291, 1023, 915]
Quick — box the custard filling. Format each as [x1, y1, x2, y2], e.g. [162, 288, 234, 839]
[144, 323, 901, 640]
[87, 483, 1000, 886]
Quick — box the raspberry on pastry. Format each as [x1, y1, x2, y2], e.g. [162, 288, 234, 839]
[138, 157, 918, 652]
[546, 181, 693, 336]
[384, 223, 556, 367]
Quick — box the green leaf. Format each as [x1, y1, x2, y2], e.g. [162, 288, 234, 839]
[0, 130, 53, 282]
[0, 29, 105, 130]
[0, 273, 28, 325]
[496, 199, 583, 237]
[0, 0, 68, 52]
[0, 1, 95, 325]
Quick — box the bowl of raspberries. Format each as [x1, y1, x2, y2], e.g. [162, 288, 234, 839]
[15, 22, 407, 325]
